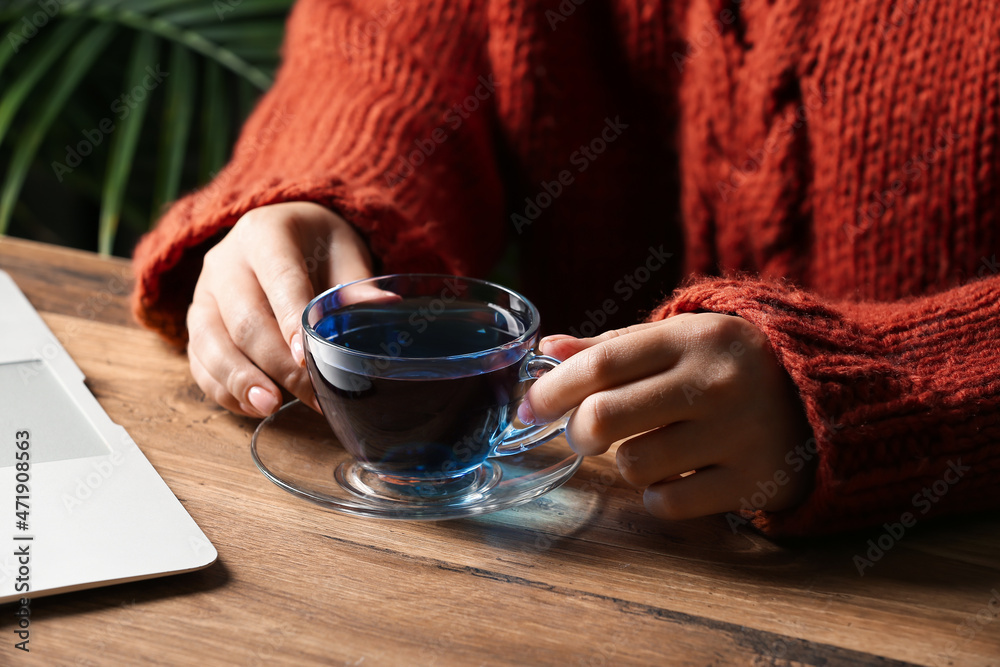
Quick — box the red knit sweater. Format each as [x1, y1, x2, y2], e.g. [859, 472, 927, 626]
[132, 0, 1000, 536]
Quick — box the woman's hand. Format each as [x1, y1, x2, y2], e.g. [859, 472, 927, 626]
[520, 313, 814, 520]
[186, 202, 374, 417]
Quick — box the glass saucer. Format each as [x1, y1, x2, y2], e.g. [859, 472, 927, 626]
[251, 400, 584, 520]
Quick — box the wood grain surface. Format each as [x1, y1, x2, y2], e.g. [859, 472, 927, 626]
[0, 236, 997, 666]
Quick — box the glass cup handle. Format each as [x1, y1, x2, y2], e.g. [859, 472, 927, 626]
[492, 352, 569, 457]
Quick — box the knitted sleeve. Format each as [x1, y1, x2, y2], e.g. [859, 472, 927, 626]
[651, 275, 1000, 537]
[131, 0, 504, 346]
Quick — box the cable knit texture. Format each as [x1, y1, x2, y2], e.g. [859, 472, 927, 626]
[132, 0, 1000, 536]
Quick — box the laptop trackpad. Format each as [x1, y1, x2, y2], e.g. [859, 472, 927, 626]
[0, 360, 111, 466]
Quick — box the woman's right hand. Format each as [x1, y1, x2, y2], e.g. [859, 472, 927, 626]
[186, 201, 374, 417]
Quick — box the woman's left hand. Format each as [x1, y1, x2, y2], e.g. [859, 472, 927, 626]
[520, 313, 814, 520]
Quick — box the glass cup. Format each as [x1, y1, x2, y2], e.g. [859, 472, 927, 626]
[302, 274, 570, 501]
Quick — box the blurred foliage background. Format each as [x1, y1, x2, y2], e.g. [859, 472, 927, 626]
[0, 0, 294, 257]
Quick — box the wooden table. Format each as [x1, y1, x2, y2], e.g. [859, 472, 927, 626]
[1, 236, 997, 666]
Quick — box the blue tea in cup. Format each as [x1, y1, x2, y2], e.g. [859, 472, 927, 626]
[302, 274, 569, 501]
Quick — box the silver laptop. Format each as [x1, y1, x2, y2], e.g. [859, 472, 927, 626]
[0, 269, 216, 603]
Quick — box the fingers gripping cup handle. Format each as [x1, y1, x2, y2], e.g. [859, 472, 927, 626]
[492, 352, 569, 456]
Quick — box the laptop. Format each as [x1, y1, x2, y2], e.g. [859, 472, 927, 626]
[0, 269, 217, 603]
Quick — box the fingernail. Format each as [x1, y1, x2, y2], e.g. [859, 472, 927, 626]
[517, 400, 535, 426]
[539, 334, 576, 354]
[248, 386, 280, 416]
[540, 334, 576, 346]
[290, 332, 305, 367]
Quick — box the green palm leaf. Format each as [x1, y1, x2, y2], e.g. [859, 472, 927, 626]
[0, 19, 88, 147]
[0, 0, 292, 254]
[199, 60, 231, 183]
[0, 23, 118, 235]
[68, 5, 276, 90]
[162, 0, 292, 24]
[152, 43, 196, 216]
[98, 31, 159, 255]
